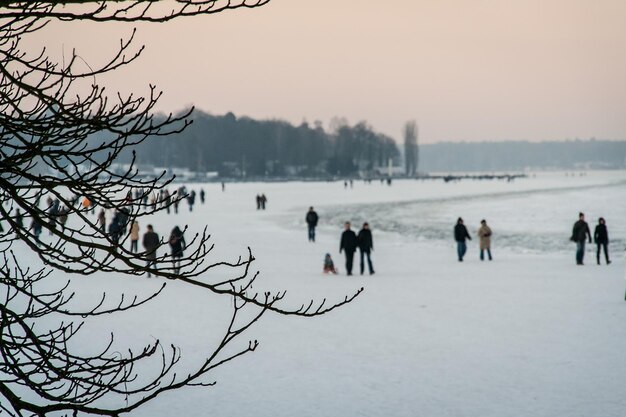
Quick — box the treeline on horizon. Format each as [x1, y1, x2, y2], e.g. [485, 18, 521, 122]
[123, 111, 400, 177]
[420, 139, 626, 172]
[121, 111, 626, 176]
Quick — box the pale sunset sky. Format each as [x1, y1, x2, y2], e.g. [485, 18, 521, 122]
[33, 0, 626, 143]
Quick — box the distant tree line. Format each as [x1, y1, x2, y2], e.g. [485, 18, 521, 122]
[122, 111, 400, 177]
[418, 140, 626, 172]
[120, 112, 625, 176]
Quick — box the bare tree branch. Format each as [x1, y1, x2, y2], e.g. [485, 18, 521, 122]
[0, 2, 361, 416]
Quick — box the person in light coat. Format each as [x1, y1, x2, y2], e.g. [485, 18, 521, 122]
[477, 219, 493, 261]
[129, 220, 140, 253]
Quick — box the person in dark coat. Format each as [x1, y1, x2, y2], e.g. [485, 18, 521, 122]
[163, 189, 171, 214]
[48, 199, 60, 233]
[173, 192, 181, 214]
[323, 253, 338, 274]
[108, 215, 121, 248]
[97, 209, 106, 233]
[58, 206, 68, 230]
[454, 217, 471, 262]
[169, 226, 186, 274]
[593, 217, 610, 265]
[571, 212, 591, 265]
[339, 221, 358, 276]
[200, 188, 205, 204]
[357, 222, 374, 275]
[15, 209, 23, 230]
[142, 224, 160, 277]
[305, 207, 319, 242]
[187, 190, 196, 212]
[116, 208, 130, 235]
[30, 217, 42, 246]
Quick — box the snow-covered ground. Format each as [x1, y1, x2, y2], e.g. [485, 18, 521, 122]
[10, 171, 626, 417]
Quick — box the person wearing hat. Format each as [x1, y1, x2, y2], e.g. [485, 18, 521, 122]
[477, 219, 493, 261]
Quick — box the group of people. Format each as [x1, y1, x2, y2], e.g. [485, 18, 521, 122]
[130, 222, 187, 276]
[571, 213, 611, 265]
[91, 186, 209, 237]
[339, 221, 375, 276]
[3, 183, 615, 282]
[127, 186, 208, 215]
[255, 194, 268, 210]
[304, 207, 375, 276]
[454, 218, 493, 262]
[453, 213, 612, 266]
[7, 186, 202, 276]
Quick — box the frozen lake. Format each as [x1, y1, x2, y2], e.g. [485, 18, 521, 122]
[9, 171, 626, 417]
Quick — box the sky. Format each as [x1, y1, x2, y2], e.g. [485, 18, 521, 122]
[31, 0, 626, 143]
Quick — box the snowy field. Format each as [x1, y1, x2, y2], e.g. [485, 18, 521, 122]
[11, 171, 626, 417]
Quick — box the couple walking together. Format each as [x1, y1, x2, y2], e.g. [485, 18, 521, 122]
[340, 222, 374, 276]
[454, 218, 493, 262]
[571, 213, 611, 265]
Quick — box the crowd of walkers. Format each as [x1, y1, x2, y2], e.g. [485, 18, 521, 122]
[133, 223, 187, 276]
[454, 213, 612, 265]
[1, 181, 615, 281]
[0, 185, 210, 276]
[307, 208, 612, 277]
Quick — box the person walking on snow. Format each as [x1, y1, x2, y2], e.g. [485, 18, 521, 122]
[163, 189, 171, 214]
[187, 190, 196, 212]
[477, 219, 493, 261]
[357, 222, 375, 275]
[142, 224, 159, 277]
[129, 220, 140, 253]
[169, 226, 186, 274]
[454, 217, 471, 262]
[340, 221, 358, 275]
[97, 209, 106, 233]
[306, 207, 319, 242]
[594, 217, 611, 265]
[15, 209, 23, 230]
[30, 217, 42, 245]
[571, 212, 591, 265]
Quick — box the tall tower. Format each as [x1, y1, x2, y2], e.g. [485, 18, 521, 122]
[404, 120, 418, 176]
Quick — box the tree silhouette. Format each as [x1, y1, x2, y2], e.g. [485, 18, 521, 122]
[0, 2, 361, 416]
